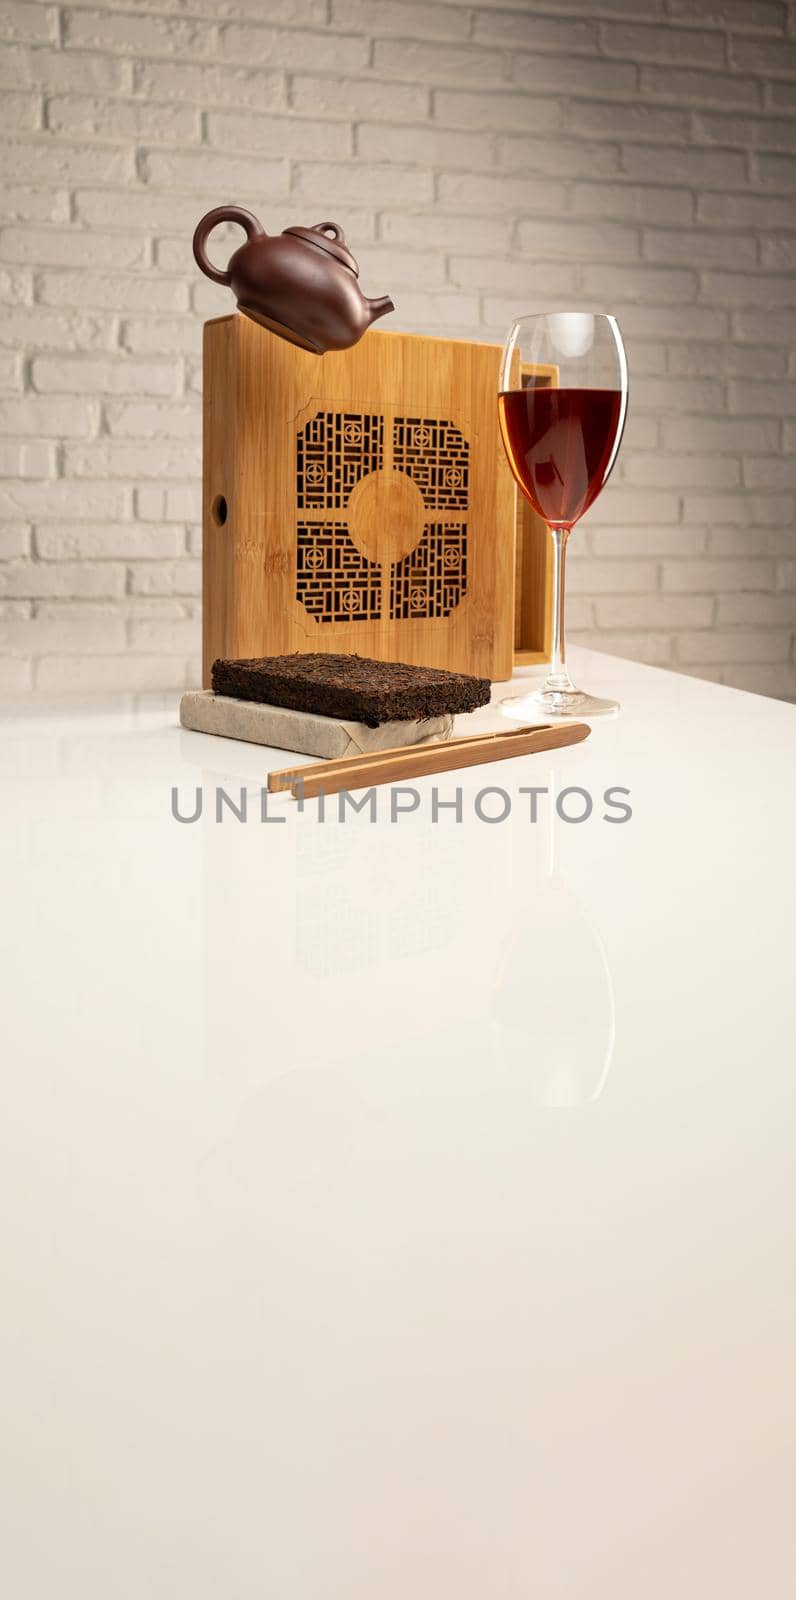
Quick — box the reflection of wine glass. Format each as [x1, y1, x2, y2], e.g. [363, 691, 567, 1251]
[498, 311, 628, 720]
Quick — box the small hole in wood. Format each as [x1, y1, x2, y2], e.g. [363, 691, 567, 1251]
[212, 494, 228, 526]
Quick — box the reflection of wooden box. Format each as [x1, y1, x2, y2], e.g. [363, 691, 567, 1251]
[202, 316, 552, 685]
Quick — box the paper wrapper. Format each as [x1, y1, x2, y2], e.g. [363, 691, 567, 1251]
[179, 690, 455, 759]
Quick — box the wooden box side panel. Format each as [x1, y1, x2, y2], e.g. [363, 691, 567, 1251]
[202, 318, 238, 685]
[203, 319, 516, 682]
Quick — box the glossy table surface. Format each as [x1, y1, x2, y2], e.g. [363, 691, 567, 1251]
[2, 649, 795, 1598]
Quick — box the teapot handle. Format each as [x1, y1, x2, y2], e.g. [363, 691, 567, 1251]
[192, 206, 265, 286]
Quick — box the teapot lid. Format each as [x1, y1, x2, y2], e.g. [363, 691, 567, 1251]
[283, 221, 358, 276]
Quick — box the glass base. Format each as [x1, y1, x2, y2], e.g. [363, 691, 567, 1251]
[500, 686, 620, 723]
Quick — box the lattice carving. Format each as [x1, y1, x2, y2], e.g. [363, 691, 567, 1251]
[295, 408, 470, 625]
[393, 417, 469, 510]
[296, 520, 380, 623]
[297, 411, 383, 509]
[390, 523, 467, 621]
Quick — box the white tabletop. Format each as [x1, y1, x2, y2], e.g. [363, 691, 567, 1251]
[2, 648, 795, 1598]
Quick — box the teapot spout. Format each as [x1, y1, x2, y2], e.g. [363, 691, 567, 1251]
[365, 294, 394, 327]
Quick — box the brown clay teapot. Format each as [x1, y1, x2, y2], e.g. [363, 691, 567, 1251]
[192, 205, 394, 354]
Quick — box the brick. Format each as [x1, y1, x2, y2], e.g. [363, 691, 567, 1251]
[694, 112, 796, 152]
[64, 8, 217, 58]
[571, 182, 693, 225]
[0, 137, 133, 186]
[64, 440, 200, 479]
[206, 110, 351, 160]
[0, 89, 40, 132]
[31, 356, 177, 397]
[602, 20, 725, 63]
[0, 608, 125, 654]
[643, 227, 757, 267]
[35, 654, 190, 691]
[581, 263, 698, 302]
[104, 400, 196, 439]
[1, 3, 56, 46]
[38, 271, 188, 314]
[0, 265, 31, 304]
[0, 559, 126, 599]
[756, 153, 796, 190]
[219, 24, 368, 74]
[730, 36, 796, 77]
[728, 379, 796, 415]
[710, 528, 796, 558]
[0, 352, 21, 391]
[0, 396, 97, 437]
[566, 558, 658, 594]
[716, 593, 796, 626]
[622, 453, 741, 489]
[141, 149, 289, 195]
[761, 236, 796, 271]
[0, 657, 32, 692]
[663, 416, 779, 453]
[697, 191, 796, 229]
[0, 481, 130, 520]
[122, 318, 202, 356]
[357, 121, 492, 172]
[703, 270, 796, 307]
[380, 212, 513, 255]
[449, 256, 578, 296]
[47, 94, 200, 145]
[662, 558, 775, 592]
[128, 616, 201, 653]
[511, 54, 638, 97]
[594, 594, 714, 628]
[583, 488, 680, 524]
[34, 522, 183, 561]
[372, 38, 506, 88]
[186, 525, 202, 557]
[743, 456, 796, 490]
[132, 58, 285, 110]
[631, 376, 724, 412]
[496, 136, 619, 180]
[572, 629, 674, 666]
[568, 100, 689, 143]
[296, 161, 433, 207]
[640, 64, 761, 109]
[679, 629, 791, 663]
[684, 492, 792, 524]
[333, 0, 470, 41]
[591, 526, 707, 558]
[621, 143, 748, 187]
[355, 246, 446, 288]
[438, 172, 559, 214]
[0, 307, 117, 352]
[128, 560, 201, 596]
[617, 304, 729, 340]
[0, 42, 128, 94]
[767, 80, 796, 110]
[391, 290, 480, 327]
[136, 484, 201, 522]
[0, 522, 30, 560]
[433, 88, 559, 134]
[668, 0, 786, 25]
[669, 343, 786, 378]
[1, 226, 147, 270]
[0, 184, 70, 224]
[779, 562, 796, 590]
[733, 309, 796, 343]
[291, 74, 428, 121]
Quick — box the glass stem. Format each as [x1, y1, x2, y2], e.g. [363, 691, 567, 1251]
[547, 525, 575, 694]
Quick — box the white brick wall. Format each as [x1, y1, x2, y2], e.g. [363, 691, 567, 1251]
[1, 0, 795, 697]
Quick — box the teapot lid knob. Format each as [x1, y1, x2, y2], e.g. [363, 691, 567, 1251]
[283, 220, 358, 276]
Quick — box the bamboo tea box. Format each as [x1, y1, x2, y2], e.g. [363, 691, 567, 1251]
[201, 316, 552, 686]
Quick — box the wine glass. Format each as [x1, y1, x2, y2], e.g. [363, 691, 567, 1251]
[498, 311, 628, 719]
